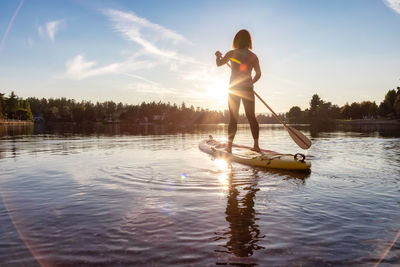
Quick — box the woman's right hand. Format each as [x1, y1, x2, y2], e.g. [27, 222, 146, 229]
[215, 51, 222, 58]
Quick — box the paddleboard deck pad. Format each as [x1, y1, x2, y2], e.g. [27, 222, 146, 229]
[199, 136, 311, 171]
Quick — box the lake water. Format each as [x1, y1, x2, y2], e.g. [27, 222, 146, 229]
[0, 123, 399, 266]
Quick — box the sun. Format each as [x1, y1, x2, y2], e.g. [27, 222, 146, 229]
[205, 78, 229, 104]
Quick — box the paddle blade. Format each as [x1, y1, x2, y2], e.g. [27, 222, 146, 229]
[287, 126, 312, 150]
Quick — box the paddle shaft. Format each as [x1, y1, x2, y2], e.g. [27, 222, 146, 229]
[253, 91, 286, 126]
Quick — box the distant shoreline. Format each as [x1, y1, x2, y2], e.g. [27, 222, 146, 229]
[336, 119, 400, 125]
[1, 119, 399, 127]
[0, 120, 33, 126]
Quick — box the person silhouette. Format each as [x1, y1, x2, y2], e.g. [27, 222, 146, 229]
[215, 29, 261, 153]
[214, 168, 264, 262]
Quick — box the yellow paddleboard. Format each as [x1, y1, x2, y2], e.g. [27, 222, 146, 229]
[199, 136, 311, 171]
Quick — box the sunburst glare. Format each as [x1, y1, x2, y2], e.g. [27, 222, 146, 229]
[205, 78, 229, 104]
[214, 158, 228, 170]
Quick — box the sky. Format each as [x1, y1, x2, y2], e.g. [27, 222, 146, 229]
[0, 0, 400, 113]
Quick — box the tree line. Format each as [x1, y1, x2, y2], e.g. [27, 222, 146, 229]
[0, 92, 33, 121]
[5, 86, 398, 126]
[286, 87, 400, 125]
[0, 91, 282, 124]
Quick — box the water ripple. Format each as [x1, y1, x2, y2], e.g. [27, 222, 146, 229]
[0, 125, 399, 265]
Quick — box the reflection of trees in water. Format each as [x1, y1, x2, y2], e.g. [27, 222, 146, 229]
[215, 170, 264, 257]
[0, 124, 34, 137]
[0, 125, 34, 159]
[32, 122, 228, 136]
[309, 124, 400, 138]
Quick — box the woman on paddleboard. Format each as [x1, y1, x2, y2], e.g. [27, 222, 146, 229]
[215, 29, 261, 153]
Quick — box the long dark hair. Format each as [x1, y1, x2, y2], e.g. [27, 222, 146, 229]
[232, 29, 252, 50]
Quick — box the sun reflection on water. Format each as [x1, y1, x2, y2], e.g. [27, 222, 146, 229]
[215, 158, 228, 170]
[214, 158, 231, 197]
[218, 173, 229, 191]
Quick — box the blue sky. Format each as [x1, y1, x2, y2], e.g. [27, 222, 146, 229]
[0, 0, 400, 112]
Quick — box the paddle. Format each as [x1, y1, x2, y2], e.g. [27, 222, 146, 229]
[253, 91, 312, 149]
[224, 60, 312, 150]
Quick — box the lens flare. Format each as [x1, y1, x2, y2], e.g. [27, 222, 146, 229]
[181, 172, 187, 181]
[229, 57, 241, 64]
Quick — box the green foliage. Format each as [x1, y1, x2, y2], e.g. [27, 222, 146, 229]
[22, 96, 230, 124]
[287, 85, 400, 125]
[5, 91, 18, 119]
[16, 108, 33, 121]
[19, 96, 285, 125]
[340, 103, 350, 119]
[360, 101, 378, 118]
[395, 94, 400, 118]
[378, 89, 399, 118]
[339, 101, 378, 120]
[309, 94, 322, 116]
[287, 106, 305, 124]
[307, 94, 340, 125]
[367, 101, 378, 118]
[3, 84, 399, 125]
[0, 93, 4, 120]
[349, 102, 362, 119]
[0, 91, 33, 121]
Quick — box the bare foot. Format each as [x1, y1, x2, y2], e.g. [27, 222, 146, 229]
[252, 139, 260, 153]
[225, 146, 232, 153]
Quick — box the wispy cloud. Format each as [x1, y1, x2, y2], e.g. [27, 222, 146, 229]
[65, 54, 159, 79]
[38, 19, 65, 41]
[64, 8, 222, 103]
[123, 73, 159, 85]
[65, 8, 195, 80]
[105, 9, 188, 44]
[0, 0, 24, 59]
[104, 9, 193, 62]
[384, 0, 400, 14]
